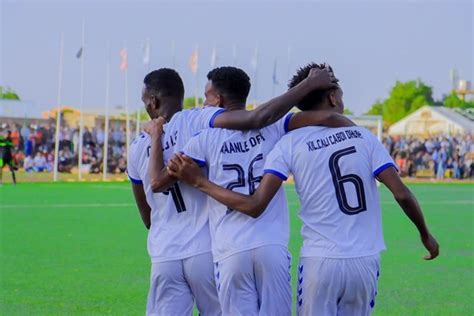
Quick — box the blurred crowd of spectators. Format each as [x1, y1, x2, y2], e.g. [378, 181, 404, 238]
[1, 122, 130, 174]
[2, 121, 474, 181]
[383, 134, 474, 179]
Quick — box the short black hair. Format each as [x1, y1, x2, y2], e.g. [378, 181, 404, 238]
[144, 68, 184, 100]
[288, 62, 336, 111]
[207, 66, 251, 103]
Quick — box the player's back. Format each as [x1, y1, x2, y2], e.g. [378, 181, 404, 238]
[266, 126, 396, 259]
[150, 107, 225, 261]
[183, 115, 292, 262]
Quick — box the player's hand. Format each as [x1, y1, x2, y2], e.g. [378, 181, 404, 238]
[144, 117, 166, 137]
[306, 64, 339, 90]
[167, 153, 204, 187]
[421, 233, 439, 260]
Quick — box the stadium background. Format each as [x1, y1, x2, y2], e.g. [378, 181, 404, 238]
[1, 0, 473, 315]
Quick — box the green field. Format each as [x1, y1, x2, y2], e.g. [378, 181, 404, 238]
[1, 182, 473, 315]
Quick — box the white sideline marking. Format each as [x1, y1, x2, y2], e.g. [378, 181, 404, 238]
[287, 200, 472, 208]
[0, 203, 135, 209]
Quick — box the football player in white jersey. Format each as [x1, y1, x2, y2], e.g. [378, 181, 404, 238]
[132, 67, 348, 315]
[167, 63, 440, 316]
[160, 66, 354, 316]
[129, 69, 227, 315]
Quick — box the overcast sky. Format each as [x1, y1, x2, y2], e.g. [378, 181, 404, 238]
[1, 0, 473, 115]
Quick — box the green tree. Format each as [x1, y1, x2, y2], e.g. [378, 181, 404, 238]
[343, 108, 353, 115]
[443, 92, 474, 109]
[366, 100, 383, 116]
[365, 80, 434, 125]
[183, 97, 203, 109]
[0, 86, 20, 100]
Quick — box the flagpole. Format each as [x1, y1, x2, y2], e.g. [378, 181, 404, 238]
[103, 59, 110, 181]
[171, 40, 176, 68]
[78, 19, 86, 181]
[53, 33, 65, 182]
[137, 37, 150, 137]
[253, 43, 259, 107]
[211, 44, 217, 68]
[194, 45, 199, 107]
[286, 45, 292, 81]
[232, 43, 237, 65]
[272, 59, 276, 98]
[136, 109, 140, 137]
[124, 42, 130, 160]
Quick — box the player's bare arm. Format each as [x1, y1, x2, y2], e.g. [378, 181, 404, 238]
[146, 117, 175, 193]
[288, 110, 355, 131]
[167, 154, 282, 218]
[131, 182, 151, 229]
[213, 66, 339, 130]
[377, 167, 440, 260]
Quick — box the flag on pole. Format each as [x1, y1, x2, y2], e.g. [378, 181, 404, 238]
[120, 48, 128, 71]
[189, 46, 199, 75]
[272, 58, 278, 85]
[210, 46, 217, 68]
[142, 38, 151, 66]
[76, 47, 83, 59]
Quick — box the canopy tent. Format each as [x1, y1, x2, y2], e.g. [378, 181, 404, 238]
[388, 106, 473, 136]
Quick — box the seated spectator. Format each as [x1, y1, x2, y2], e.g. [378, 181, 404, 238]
[23, 155, 34, 172]
[117, 157, 127, 173]
[33, 152, 48, 172]
[58, 148, 73, 173]
[46, 153, 54, 172]
[14, 148, 25, 167]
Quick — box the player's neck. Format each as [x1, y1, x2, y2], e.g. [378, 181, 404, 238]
[158, 104, 181, 122]
[223, 101, 245, 111]
[308, 102, 334, 112]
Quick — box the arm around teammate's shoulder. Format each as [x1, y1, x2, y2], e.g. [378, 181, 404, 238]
[212, 67, 339, 130]
[167, 154, 283, 218]
[377, 167, 440, 260]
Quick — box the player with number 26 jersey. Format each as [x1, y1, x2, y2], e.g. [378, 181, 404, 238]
[183, 113, 294, 315]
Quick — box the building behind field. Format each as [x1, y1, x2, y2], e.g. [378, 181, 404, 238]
[388, 105, 474, 137]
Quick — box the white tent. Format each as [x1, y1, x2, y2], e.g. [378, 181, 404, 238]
[388, 105, 474, 136]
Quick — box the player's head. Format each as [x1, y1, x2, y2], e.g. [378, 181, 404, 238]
[205, 66, 251, 108]
[289, 63, 344, 113]
[142, 68, 184, 120]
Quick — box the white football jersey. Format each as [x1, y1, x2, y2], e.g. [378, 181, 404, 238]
[127, 107, 225, 263]
[183, 113, 294, 262]
[158, 107, 225, 261]
[127, 132, 168, 262]
[264, 126, 397, 259]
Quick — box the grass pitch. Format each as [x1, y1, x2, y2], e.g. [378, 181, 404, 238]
[1, 182, 473, 315]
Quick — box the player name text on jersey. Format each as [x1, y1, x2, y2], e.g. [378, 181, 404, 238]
[306, 129, 363, 152]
